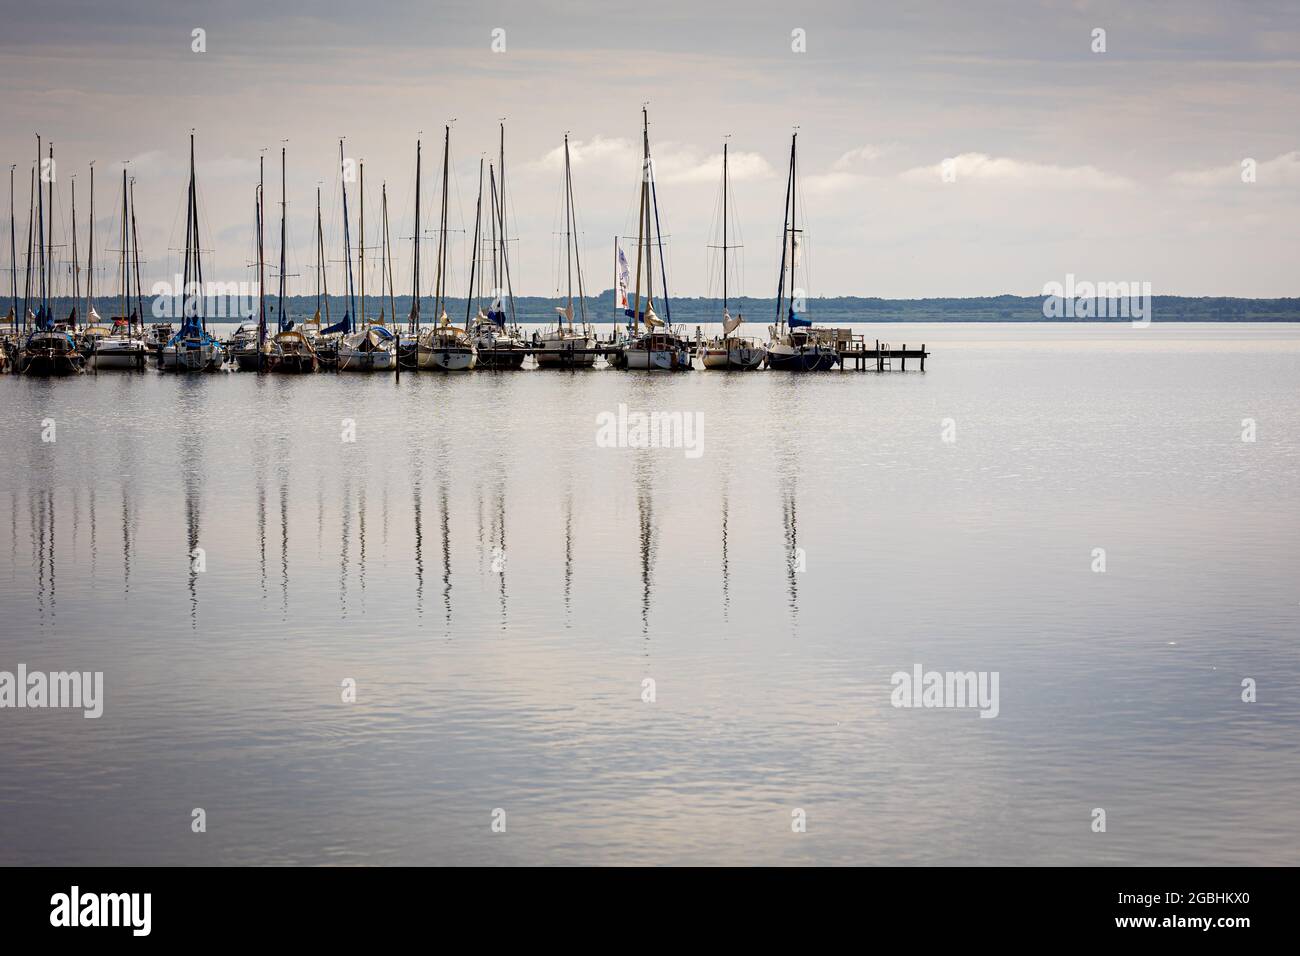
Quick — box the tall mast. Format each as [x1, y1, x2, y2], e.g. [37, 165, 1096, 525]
[564, 135, 573, 326]
[568, 137, 588, 327]
[46, 140, 53, 321]
[85, 164, 94, 323]
[785, 130, 795, 330]
[411, 137, 421, 332]
[35, 136, 44, 322]
[314, 187, 320, 315]
[774, 133, 795, 330]
[630, 110, 648, 336]
[465, 157, 483, 326]
[190, 132, 206, 332]
[648, 132, 671, 324]
[70, 175, 78, 326]
[258, 151, 266, 349]
[498, 123, 506, 294]
[359, 159, 365, 327]
[434, 125, 450, 320]
[8, 165, 14, 327]
[123, 172, 132, 326]
[130, 178, 143, 330]
[340, 139, 354, 330]
[316, 186, 329, 323]
[483, 164, 491, 310]
[182, 136, 194, 327]
[382, 181, 395, 324]
[120, 168, 128, 329]
[722, 141, 728, 312]
[23, 166, 34, 332]
[279, 144, 288, 331]
[498, 122, 515, 327]
[643, 111, 654, 317]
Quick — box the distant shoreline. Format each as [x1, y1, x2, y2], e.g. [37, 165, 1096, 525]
[18, 293, 1300, 323]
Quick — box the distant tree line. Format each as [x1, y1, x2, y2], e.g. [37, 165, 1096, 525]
[24, 291, 1300, 323]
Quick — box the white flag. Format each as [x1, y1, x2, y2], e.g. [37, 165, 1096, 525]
[616, 242, 631, 310]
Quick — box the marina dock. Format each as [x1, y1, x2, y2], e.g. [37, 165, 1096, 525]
[3, 329, 933, 373]
[838, 340, 929, 371]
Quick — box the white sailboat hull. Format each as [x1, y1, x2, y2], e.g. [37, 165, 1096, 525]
[417, 345, 476, 371]
[624, 346, 692, 370]
[160, 341, 223, 371]
[535, 332, 598, 367]
[766, 341, 839, 371]
[90, 338, 147, 368]
[338, 347, 395, 371]
[701, 343, 766, 370]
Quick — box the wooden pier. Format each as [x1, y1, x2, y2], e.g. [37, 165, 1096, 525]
[837, 340, 929, 372]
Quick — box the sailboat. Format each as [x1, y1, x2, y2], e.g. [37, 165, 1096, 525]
[232, 154, 273, 371]
[66, 171, 95, 352]
[9, 164, 35, 369]
[17, 137, 84, 375]
[338, 157, 395, 371]
[417, 125, 476, 371]
[160, 133, 224, 371]
[610, 108, 693, 371]
[699, 141, 766, 370]
[469, 125, 528, 369]
[536, 132, 599, 368]
[1, 165, 12, 372]
[315, 140, 358, 366]
[765, 132, 838, 371]
[268, 145, 318, 373]
[301, 184, 334, 366]
[404, 136, 423, 367]
[90, 167, 147, 369]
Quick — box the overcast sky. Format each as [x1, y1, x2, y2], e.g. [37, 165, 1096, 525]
[3, 0, 1298, 300]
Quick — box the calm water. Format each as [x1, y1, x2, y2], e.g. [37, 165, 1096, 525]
[1, 323, 1297, 866]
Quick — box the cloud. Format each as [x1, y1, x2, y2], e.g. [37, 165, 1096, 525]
[657, 149, 775, 185]
[1169, 151, 1300, 187]
[533, 135, 637, 172]
[800, 145, 893, 194]
[201, 155, 262, 181]
[831, 145, 891, 170]
[898, 152, 1134, 190]
[528, 136, 774, 185]
[803, 170, 873, 196]
[123, 149, 168, 175]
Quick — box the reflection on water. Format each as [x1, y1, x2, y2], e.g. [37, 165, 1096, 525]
[439, 479, 452, 628]
[412, 447, 425, 618]
[563, 488, 574, 624]
[1, 324, 1299, 865]
[636, 456, 656, 637]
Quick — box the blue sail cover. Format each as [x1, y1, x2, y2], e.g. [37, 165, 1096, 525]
[320, 311, 352, 336]
[488, 309, 506, 327]
[788, 308, 812, 328]
[36, 307, 53, 331]
[165, 325, 222, 348]
[176, 293, 205, 336]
